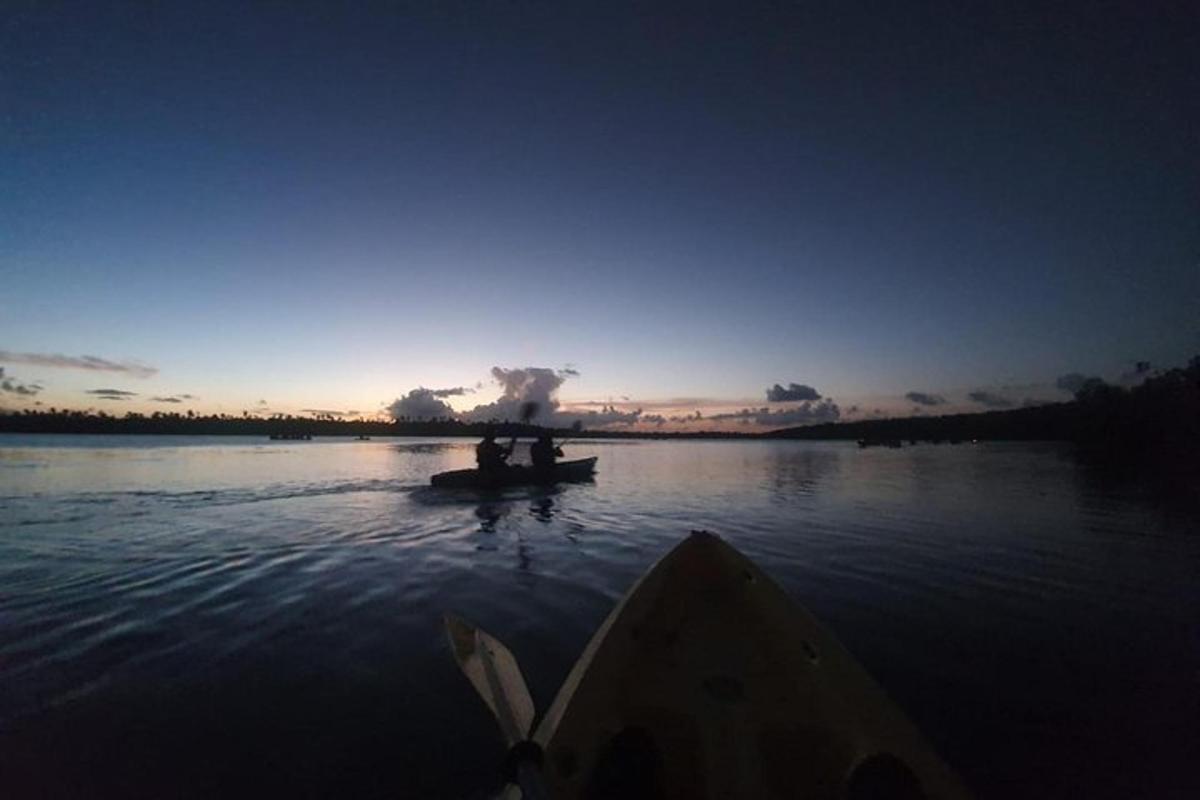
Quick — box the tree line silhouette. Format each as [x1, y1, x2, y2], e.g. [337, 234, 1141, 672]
[2, 356, 1195, 464]
[773, 355, 1199, 464]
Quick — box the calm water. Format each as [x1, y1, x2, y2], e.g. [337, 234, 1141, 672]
[0, 434, 1196, 799]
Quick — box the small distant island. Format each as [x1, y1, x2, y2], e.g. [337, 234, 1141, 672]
[2, 357, 1196, 465]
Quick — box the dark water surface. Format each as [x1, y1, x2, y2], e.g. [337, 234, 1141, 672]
[1, 435, 1196, 798]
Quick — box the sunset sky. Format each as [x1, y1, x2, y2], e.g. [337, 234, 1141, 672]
[3, 3, 1196, 429]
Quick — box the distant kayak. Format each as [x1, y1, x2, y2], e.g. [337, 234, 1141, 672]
[430, 456, 598, 489]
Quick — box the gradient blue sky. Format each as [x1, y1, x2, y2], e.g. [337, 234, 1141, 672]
[3, 2, 1197, 426]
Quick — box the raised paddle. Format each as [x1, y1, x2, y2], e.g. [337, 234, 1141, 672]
[444, 613, 548, 799]
[502, 401, 541, 460]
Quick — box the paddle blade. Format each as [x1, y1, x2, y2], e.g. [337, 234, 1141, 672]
[444, 613, 535, 746]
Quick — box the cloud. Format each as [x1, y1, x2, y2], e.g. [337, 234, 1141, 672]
[652, 410, 706, 425]
[388, 388, 458, 420]
[562, 404, 643, 427]
[257, 399, 268, 406]
[0, 368, 43, 396]
[967, 390, 1013, 408]
[905, 391, 946, 406]
[0, 351, 157, 378]
[389, 367, 648, 428]
[3, 380, 42, 396]
[300, 408, 360, 417]
[710, 399, 841, 427]
[86, 388, 138, 399]
[86, 389, 137, 401]
[462, 367, 573, 423]
[429, 386, 474, 397]
[151, 396, 183, 403]
[766, 383, 821, 402]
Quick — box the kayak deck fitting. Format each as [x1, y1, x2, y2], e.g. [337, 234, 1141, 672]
[430, 456, 598, 489]
[449, 531, 971, 799]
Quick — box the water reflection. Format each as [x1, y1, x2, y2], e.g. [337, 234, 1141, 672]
[761, 444, 841, 501]
[389, 442, 465, 455]
[530, 494, 555, 523]
[2, 437, 1197, 800]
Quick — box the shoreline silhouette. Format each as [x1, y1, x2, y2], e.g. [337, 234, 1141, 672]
[2, 356, 1194, 467]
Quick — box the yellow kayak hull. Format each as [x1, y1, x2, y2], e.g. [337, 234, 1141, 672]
[533, 531, 971, 799]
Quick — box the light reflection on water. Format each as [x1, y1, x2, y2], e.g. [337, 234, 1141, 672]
[0, 434, 1197, 799]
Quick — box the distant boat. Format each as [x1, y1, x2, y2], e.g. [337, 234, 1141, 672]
[356, 435, 371, 441]
[431, 457, 598, 489]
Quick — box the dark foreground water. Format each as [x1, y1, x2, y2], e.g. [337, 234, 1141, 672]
[0, 435, 1196, 799]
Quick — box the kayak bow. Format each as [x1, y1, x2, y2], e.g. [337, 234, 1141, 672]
[449, 531, 972, 799]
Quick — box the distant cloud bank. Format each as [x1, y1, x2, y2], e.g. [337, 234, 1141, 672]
[0, 351, 157, 378]
[967, 390, 1013, 408]
[711, 399, 841, 427]
[385, 369, 850, 431]
[905, 391, 946, 406]
[0, 367, 43, 397]
[766, 383, 820, 402]
[86, 388, 138, 400]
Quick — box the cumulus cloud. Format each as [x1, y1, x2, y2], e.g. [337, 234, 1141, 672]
[710, 399, 841, 427]
[766, 383, 821, 402]
[86, 388, 138, 399]
[462, 367, 574, 423]
[388, 367, 651, 428]
[905, 391, 946, 406]
[0, 351, 157, 377]
[0, 368, 43, 396]
[967, 390, 1013, 408]
[388, 388, 458, 420]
